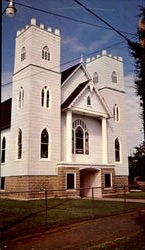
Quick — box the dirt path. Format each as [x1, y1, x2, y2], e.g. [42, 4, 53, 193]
[2, 211, 143, 250]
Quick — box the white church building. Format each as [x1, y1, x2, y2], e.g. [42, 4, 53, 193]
[0, 18, 128, 198]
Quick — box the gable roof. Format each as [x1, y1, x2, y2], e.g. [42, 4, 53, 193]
[61, 63, 80, 84]
[61, 80, 89, 109]
[1, 98, 12, 130]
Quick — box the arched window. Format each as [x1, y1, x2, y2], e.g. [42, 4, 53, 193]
[41, 129, 49, 158]
[113, 104, 119, 121]
[1, 137, 6, 163]
[87, 96, 91, 106]
[46, 90, 49, 108]
[21, 47, 26, 61]
[41, 89, 44, 107]
[72, 120, 89, 155]
[19, 87, 24, 108]
[112, 71, 117, 83]
[41, 87, 50, 108]
[18, 129, 22, 159]
[42, 46, 50, 61]
[76, 126, 84, 154]
[93, 72, 98, 83]
[115, 138, 120, 162]
[85, 131, 89, 155]
[72, 130, 74, 154]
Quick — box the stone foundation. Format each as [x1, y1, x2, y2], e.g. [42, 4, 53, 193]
[0, 169, 129, 199]
[114, 175, 129, 192]
[0, 167, 80, 199]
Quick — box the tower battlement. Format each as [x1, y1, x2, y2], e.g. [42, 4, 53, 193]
[86, 50, 123, 64]
[16, 18, 61, 37]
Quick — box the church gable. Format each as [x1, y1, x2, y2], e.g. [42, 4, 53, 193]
[71, 86, 110, 117]
[61, 63, 90, 104]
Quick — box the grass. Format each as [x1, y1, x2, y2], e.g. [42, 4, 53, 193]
[106, 191, 145, 199]
[0, 198, 145, 243]
[92, 232, 145, 249]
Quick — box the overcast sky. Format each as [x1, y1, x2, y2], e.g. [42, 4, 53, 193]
[2, 0, 145, 153]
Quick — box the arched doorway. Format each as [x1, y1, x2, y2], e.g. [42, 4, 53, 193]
[80, 168, 101, 198]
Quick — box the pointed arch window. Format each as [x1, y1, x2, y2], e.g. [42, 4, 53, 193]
[41, 129, 49, 158]
[41, 86, 50, 108]
[42, 46, 50, 61]
[19, 87, 24, 108]
[93, 72, 98, 83]
[113, 104, 119, 122]
[112, 71, 117, 83]
[72, 119, 89, 155]
[18, 129, 22, 159]
[21, 47, 26, 61]
[1, 137, 6, 163]
[115, 138, 120, 162]
[85, 131, 89, 155]
[87, 96, 91, 106]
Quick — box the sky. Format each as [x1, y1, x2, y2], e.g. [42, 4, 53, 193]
[2, 0, 145, 154]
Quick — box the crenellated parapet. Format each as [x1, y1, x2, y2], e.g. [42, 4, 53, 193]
[16, 18, 61, 37]
[86, 50, 123, 63]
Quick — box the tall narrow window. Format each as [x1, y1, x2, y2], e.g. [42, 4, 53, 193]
[41, 87, 50, 108]
[42, 46, 50, 61]
[46, 90, 49, 108]
[72, 120, 89, 155]
[93, 72, 98, 83]
[19, 87, 24, 108]
[41, 89, 44, 107]
[72, 130, 74, 154]
[21, 47, 26, 61]
[85, 132, 89, 155]
[112, 71, 117, 83]
[1, 137, 6, 163]
[115, 138, 120, 162]
[113, 104, 119, 122]
[76, 126, 84, 154]
[87, 96, 91, 106]
[18, 129, 22, 159]
[41, 129, 49, 158]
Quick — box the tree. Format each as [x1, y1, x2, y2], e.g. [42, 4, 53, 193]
[129, 141, 145, 180]
[128, 7, 145, 140]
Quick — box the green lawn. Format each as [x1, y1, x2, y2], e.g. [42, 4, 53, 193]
[105, 192, 145, 199]
[0, 198, 145, 242]
[92, 232, 145, 249]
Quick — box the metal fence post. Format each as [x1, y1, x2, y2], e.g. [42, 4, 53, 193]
[92, 187, 95, 218]
[123, 185, 127, 206]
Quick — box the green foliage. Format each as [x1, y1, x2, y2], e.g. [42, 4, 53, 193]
[128, 7, 145, 139]
[129, 141, 145, 178]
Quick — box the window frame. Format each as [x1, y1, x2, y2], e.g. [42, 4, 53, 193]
[112, 71, 117, 83]
[66, 173, 76, 190]
[115, 138, 121, 162]
[0, 177, 5, 190]
[42, 46, 50, 61]
[72, 120, 89, 155]
[104, 173, 112, 189]
[1, 137, 6, 163]
[40, 128, 49, 159]
[21, 47, 26, 61]
[41, 87, 50, 108]
[18, 129, 22, 159]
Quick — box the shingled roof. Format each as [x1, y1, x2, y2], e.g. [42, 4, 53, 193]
[61, 80, 89, 109]
[1, 98, 12, 130]
[61, 63, 80, 84]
